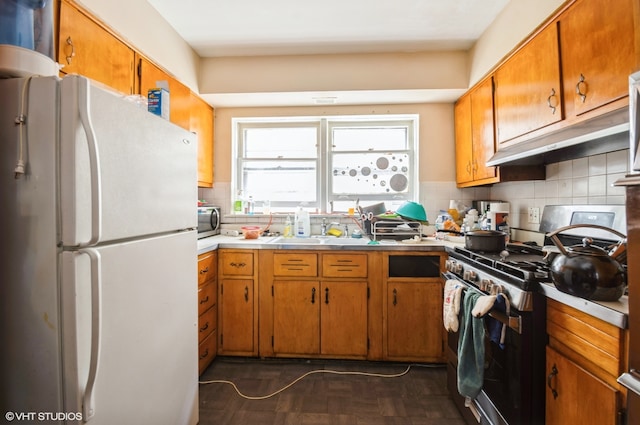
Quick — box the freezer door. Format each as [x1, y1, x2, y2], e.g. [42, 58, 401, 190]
[60, 231, 198, 425]
[59, 75, 197, 246]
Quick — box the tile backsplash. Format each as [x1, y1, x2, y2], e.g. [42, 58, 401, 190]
[200, 149, 630, 235]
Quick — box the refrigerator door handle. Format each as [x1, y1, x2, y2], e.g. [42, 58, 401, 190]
[618, 370, 640, 396]
[79, 248, 103, 421]
[77, 78, 103, 247]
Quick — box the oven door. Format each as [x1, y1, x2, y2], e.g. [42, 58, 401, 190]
[444, 272, 546, 425]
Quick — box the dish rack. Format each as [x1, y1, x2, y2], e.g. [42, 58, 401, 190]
[371, 220, 421, 241]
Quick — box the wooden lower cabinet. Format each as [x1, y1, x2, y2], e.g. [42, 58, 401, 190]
[218, 249, 258, 356]
[545, 299, 626, 424]
[197, 251, 217, 375]
[385, 281, 444, 361]
[546, 345, 619, 425]
[383, 252, 446, 362]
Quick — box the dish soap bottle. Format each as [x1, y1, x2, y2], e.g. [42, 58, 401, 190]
[295, 206, 310, 237]
[283, 215, 293, 238]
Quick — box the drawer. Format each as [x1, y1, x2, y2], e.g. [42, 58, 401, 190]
[547, 299, 623, 377]
[197, 252, 217, 286]
[198, 282, 217, 316]
[274, 253, 318, 277]
[220, 251, 254, 276]
[322, 253, 367, 278]
[198, 306, 216, 343]
[198, 330, 217, 375]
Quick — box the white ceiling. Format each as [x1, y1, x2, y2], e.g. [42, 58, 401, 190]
[146, 0, 511, 106]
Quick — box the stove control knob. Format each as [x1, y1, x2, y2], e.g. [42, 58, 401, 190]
[463, 270, 477, 282]
[479, 278, 493, 292]
[445, 259, 454, 272]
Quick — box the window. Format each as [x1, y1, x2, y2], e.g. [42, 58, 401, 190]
[233, 115, 418, 213]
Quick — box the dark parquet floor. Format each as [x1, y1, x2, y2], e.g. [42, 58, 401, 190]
[198, 357, 465, 425]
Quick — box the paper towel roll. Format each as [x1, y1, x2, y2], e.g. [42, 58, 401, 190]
[489, 202, 510, 213]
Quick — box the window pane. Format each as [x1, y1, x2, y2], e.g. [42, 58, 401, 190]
[244, 127, 317, 158]
[331, 152, 411, 195]
[332, 127, 408, 151]
[243, 160, 316, 203]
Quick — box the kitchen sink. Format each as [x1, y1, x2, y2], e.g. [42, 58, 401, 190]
[268, 236, 370, 245]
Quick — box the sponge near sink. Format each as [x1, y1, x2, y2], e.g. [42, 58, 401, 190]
[327, 228, 342, 237]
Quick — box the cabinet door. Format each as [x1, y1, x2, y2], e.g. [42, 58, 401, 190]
[272, 281, 320, 355]
[559, 0, 636, 116]
[454, 93, 474, 185]
[546, 346, 619, 425]
[495, 24, 562, 145]
[137, 56, 191, 130]
[190, 93, 215, 187]
[321, 281, 368, 357]
[58, 1, 135, 95]
[470, 77, 498, 181]
[219, 279, 255, 354]
[386, 281, 443, 360]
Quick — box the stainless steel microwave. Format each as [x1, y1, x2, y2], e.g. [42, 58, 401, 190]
[197, 206, 221, 239]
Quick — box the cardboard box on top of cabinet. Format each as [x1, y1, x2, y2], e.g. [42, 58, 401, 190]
[147, 81, 170, 120]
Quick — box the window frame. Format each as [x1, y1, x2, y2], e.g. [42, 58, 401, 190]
[232, 114, 419, 213]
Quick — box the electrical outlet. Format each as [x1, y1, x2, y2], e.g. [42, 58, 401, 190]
[528, 207, 540, 224]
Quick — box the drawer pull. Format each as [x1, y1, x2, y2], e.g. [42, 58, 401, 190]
[199, 349, 209, 360]
[575, 73, 587, 103]
[65, 36, 75, 65]
[230, 262, 246, 268]
[199, 322, 209, 333]
[244, 286, 249, 302]
[547, 364, 558, 400]
[547, 88, 558, 114]
[199, 266, 209, 274]
[311, 287, 316, 304]
[199, 295, 209, 304]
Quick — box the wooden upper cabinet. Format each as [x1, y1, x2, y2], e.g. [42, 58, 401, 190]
[58, 0, 135, 95]
[137, 56, 191, 130]
[190, 93, 215, 187]
[495, 23, 562, 145]
[454, 93, 474, 185]
[470, 78, 498, 182]
[454, 77, 498, 186]
[559, 0, 637, 117]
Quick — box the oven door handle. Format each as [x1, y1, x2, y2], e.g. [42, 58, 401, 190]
[487, 309, 522, 334]
[443, 272, 522, 334]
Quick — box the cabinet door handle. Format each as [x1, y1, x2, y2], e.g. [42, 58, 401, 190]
[325, 287, 329, 304]
[311, 287, 316, 304]
[547, 364, 559, 400]
[393, 288, 398, 306]
[576, 73, 587, 103]
[65, 36, 76, 65]
[547, 88, 558, 114]
[199, 295, 209, 304]
[244, 286, 249, 302]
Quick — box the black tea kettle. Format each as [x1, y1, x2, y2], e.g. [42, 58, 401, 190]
[547, 224, 627, 301]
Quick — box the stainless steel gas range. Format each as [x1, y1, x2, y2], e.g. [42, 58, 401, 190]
[444, 205, 626, 425]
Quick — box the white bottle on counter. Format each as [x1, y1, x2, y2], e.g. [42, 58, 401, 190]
[295, 207, 310, 237]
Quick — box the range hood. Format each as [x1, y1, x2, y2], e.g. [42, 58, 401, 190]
[486, 108, 630, 166]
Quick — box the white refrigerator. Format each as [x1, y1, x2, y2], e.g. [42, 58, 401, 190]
[0, 75, 199, 424]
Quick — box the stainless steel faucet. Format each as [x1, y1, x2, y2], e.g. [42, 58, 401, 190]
[321, 218, 327, 236]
